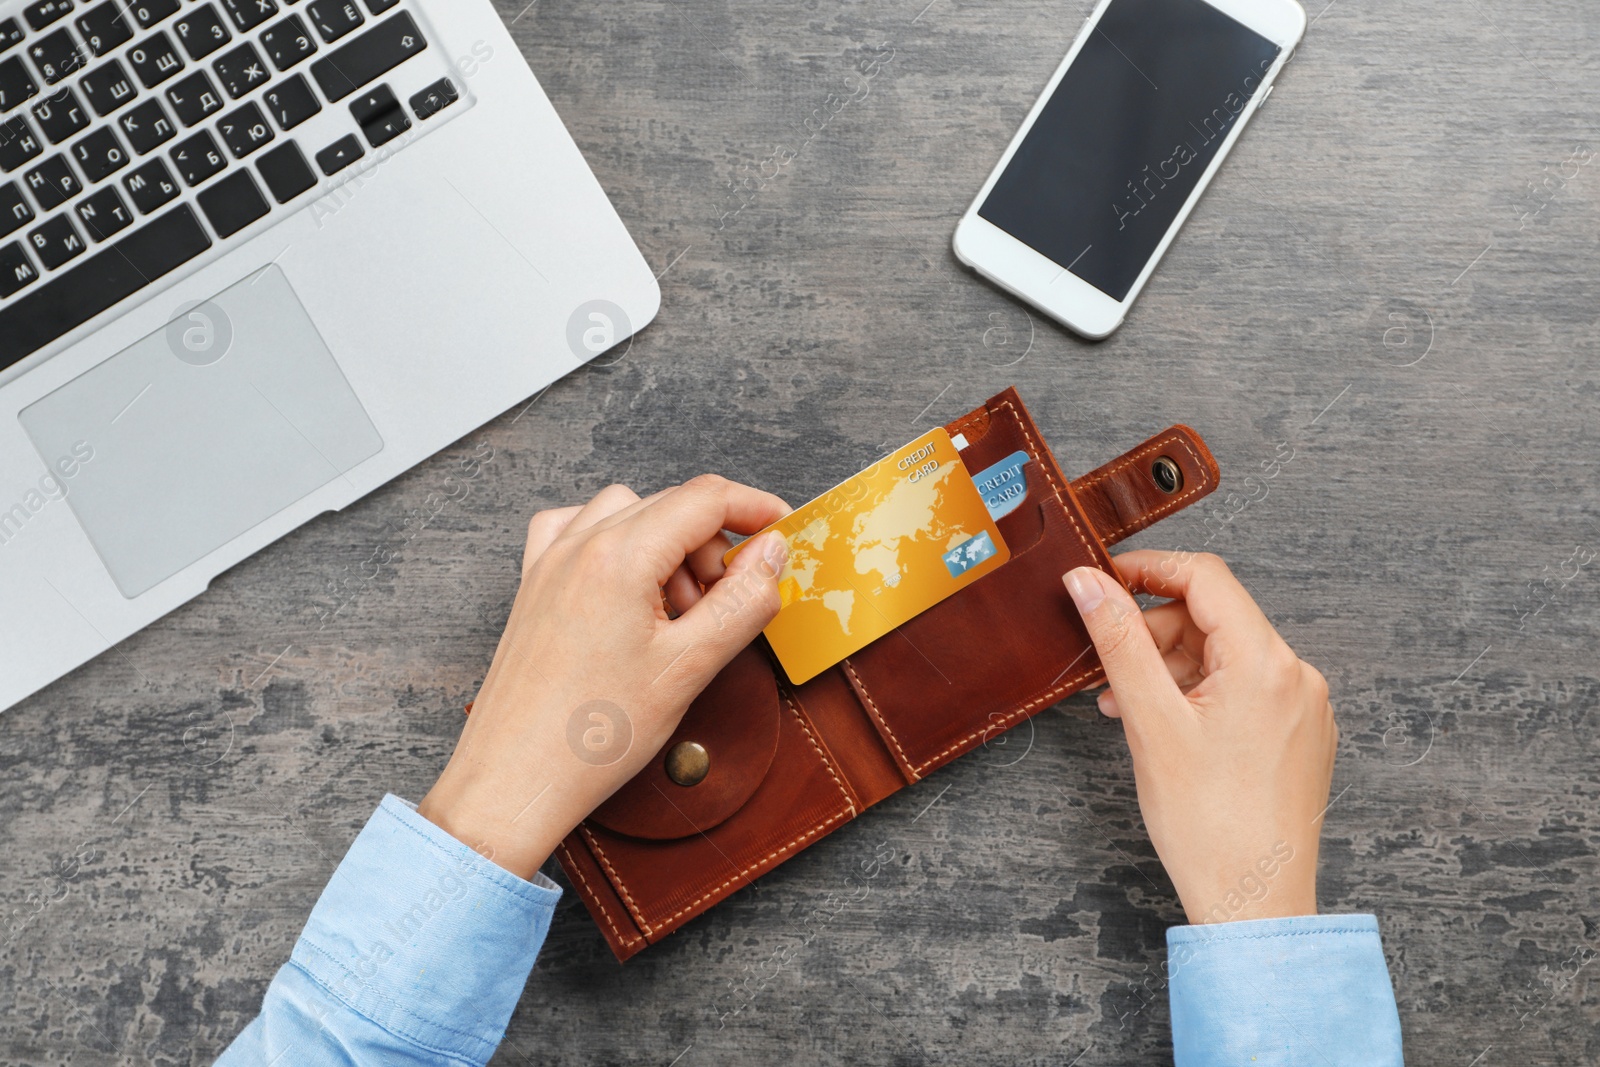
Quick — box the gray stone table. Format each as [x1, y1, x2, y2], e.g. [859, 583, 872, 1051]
[2, 0, 1597, 1063]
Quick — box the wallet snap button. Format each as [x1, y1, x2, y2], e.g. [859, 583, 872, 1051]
[1151, 456, 1183, 495]
[665, 741, 710, 787]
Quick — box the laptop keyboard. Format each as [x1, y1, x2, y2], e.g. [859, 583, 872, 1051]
[0, 0, 467, 370]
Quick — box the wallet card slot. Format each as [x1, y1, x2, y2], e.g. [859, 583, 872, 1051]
[842, 500, 1107, 781]
[992, 459, 1048, 558]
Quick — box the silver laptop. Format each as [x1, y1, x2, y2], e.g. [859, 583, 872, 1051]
[0, 0, 660, 712]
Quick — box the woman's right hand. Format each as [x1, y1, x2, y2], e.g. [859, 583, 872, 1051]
[1063, 551, 1337, 925]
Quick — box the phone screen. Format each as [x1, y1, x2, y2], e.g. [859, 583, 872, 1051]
[978, 0, 1281, 301]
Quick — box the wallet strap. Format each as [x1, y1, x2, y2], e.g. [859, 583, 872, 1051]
[1069, 425, 1219, 549]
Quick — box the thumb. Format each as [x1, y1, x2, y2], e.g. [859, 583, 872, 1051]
[668, 531, 788, 678]
[1064, 566, 1185, 722]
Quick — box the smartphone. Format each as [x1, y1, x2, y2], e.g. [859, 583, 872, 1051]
[953, 0, 1305, 339]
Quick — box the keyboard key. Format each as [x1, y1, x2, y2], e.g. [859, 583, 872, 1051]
[24, 1, 76, 32]
[306, 0, 362, 43]
[23, 153, 81, 208]
[0, 20, 26, 54]
[28, 27, 85, 84]
[217, 100, 272, 158]
[27, 212, 85, 268]
[0, 240, 38, 297]
[70, 125, 127, 180]
[0, 204, 212, 366]
[364, 0, 400, 13]
[212, 41, 268, 98]
[75, 1, 134, 56]
[75, 183, 132, 239]
[119, 97, 175, 153]
[314, 131, 360, 174]
[262, 72, 319, 129]
[0, 55, 39, 112]
[309, 12, 423, 102]
[169, 128, 224, 184]
[128, 31, 184, 87]
[175, 4, 232, 61]
[348, 82, 394, 124]
[255, 139, 312, 202]
[165, 68, 223, 125]
[196, 166, 266, 236]
[121, 155, 178, 210]
[0, 116, 43, 171]
[79, 58, 138, 116]
[361, 107, 406, 146]
[409, 76, 456, 121]
[127, 0, 180, 30]
[32, 87, 88, 142]
[222, 0, 277, 33]
[0, 180, 34, 236]
[260, 14, 317, 70]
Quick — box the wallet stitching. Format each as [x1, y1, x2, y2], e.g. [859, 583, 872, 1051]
[841, 659, 920, 783]
[783, 687, 859, 817]
[581, 694, 860, 939]
[652, 809, 854, 930]
[557, 840, 644, 952]
[844, 398, 1106, 781]
[581, 827, 656, 939]
[1082, 435, 1211, 540]
[910, 668, 1100, 775]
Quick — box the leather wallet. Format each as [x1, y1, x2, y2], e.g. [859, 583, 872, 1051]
[556, 387, 1220, 961]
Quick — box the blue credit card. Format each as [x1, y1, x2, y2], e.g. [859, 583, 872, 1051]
[972, 450, 1029, 520]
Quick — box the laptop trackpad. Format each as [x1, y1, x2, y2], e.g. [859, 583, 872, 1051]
[18, 265, 383, 599]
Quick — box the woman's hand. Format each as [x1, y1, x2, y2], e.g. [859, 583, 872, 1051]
[419, 475, 790, 881]
[1063, 551, 1336, 925]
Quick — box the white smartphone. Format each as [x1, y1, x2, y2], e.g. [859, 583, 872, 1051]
[953, 0, 1305, 339]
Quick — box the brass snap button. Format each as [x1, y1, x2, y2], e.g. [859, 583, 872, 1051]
[665, 741, 710, 787]
[1151, 456, 1183, 495]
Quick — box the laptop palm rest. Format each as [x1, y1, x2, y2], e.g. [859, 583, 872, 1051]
[18, 265, 384, 599]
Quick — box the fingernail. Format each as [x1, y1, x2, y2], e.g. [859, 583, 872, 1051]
[760, 532, 789, 573]
[1064, 568, 1106, 614]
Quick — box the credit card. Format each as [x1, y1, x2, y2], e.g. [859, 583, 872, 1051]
[725, 427, 1011, 684]
[972, 450, 1029, 520]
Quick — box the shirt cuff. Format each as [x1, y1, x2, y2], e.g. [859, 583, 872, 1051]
[1167, 914, 1404, 1067]
[289, 794, 561, 1064]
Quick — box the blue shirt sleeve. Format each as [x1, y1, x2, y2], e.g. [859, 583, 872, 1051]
[1167, 914, 1404, 1066]
[217, 795, 561, 1067]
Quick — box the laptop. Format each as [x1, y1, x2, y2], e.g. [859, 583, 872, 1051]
[0, 0, 661, 712]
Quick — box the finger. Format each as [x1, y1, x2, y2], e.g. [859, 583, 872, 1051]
[1063, 566, 1187, 725]
[1142, 600, 1206, 659]
[522, 506, 581, 575]
[661, 531, 789, 688]
[685, 530, 738, 587]
[563, 483, 643, 536]
[1112, 551, 1280, 648]
[663, 563, 702, 615]
[625, 475, 791, 585]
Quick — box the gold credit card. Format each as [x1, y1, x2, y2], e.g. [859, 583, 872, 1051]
[725, 427, 1010, 684]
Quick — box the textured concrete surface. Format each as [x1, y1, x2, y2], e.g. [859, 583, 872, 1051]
[3, 0, 1599, 1063]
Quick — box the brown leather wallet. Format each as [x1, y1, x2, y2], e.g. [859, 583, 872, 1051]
[557, 387, 1220, 961]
